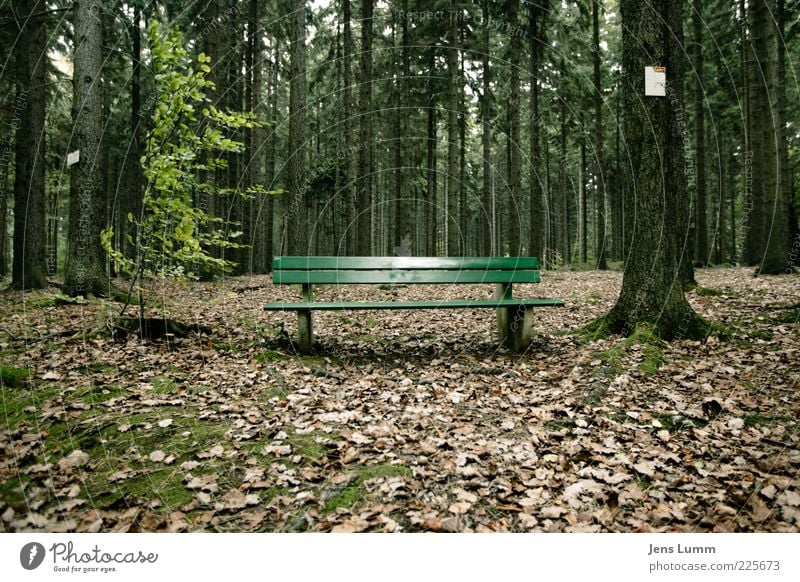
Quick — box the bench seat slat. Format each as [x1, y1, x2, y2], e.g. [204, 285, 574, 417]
[272, 269, 541, 285]
[263, 299, 564, 311]
[273, 256, 539, 271]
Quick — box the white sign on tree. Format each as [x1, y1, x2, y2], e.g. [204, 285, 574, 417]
[644, 66, 666, 96]
[66, 150, 80, 167]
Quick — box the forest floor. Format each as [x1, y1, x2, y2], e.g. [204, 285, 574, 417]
[1, 267, 798, 533]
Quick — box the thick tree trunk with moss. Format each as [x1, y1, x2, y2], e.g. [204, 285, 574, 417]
[604, 0, 706, 339]
[11, 0, 47, 290]
[64, 0, 109, 297]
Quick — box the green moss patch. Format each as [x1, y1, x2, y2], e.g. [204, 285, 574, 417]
[0, 365, 33, 388]
[694, 286, 724, 297]
[591, 324, 668, 375]
[322, 463, 411, 514]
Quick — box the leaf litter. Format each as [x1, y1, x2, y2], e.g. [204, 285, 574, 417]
[0, 268, 798, 532]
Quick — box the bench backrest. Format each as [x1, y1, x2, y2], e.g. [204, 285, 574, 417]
[272, 256, 541, 285]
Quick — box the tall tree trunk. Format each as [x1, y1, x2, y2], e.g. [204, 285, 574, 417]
[248, 0, 265, 273]
[743, 0, 764, 266]
[603, 0, 705, 338]
[264, 39, 279, 270]
[356, 0, 373, 255]
[746, 0, 788, 274]
[545, 133, 554, 265]
[738, 0, 750, 266]
[458, 23, 467, 255]
[775, 0, 791, 271]
[558, 67, 569, 266]
[729, 147, 736, 265]
[225, 5, 245, 270]
[529, 2, 546, 261]
[128, 4, 142, 263]
[446, 1, 459, 256]
[11, 0, 47, 290]
[400, 0, 412, 254]
[593, 0, 608, 269]
[614, 71, 624, 261]
[507, 0, 522, 256]
[286, 0, 307, 255]
[0, 167, 8, 277]
[426, 63, 437, 256]
[390, 18, 402, 254]
[579, 128, 587, 264]
[692, 0, 708, 266]
[715, 134, 726, 265]
[202, 0, 221, 236]
[482, 0, 493, 256]
[64, 0, 108, 296]
[342, 0, 356, 255]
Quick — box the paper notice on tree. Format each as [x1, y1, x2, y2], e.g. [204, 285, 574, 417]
[645, 66, 666, 96]
[67, 150, 80, 167]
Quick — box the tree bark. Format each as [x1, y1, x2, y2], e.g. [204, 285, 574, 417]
[426, 56, 437, 256]
[0, 166, 8, 277]
[482, 0, 493, 256]
[395, 0, 412, 255]
[458, 23, 467, 255]
[614, 71, 624, 261]
[64, 0, 108, 296]
[11, 0, 47, 290]
[528, 2, 546, 261]
[342, 0, 356, 255]
[390, 18, 402, 254]
[446, 0, 459, 256]
[579, 127, 587, 264]
[593, 0, 607, 269]
[264, 39, 279, 270]
[558, 65, 570, 266]
[603, 0, 705, 339]
[128, 3, 142, 263]
[356, 0, 373, 255]
[507, 0, 522, 256]
[774, 0, 791, 271]
[248, 0, 265, 273]
[286, 0, 307, 255]
[746, 0, 789, 274]
[692, 0, 708, 266]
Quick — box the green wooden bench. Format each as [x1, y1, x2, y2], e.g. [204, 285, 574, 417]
[263, 256, 564, 354]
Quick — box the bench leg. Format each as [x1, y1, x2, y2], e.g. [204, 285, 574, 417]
[496, 282, 512, 345]
[297, 310, 313, 354]
[502, 304, 533, 352]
